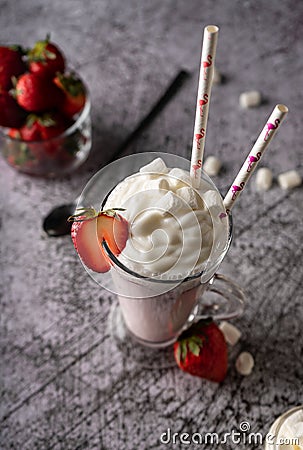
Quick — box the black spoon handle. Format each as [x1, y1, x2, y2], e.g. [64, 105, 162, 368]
[106, 69, 190, 164]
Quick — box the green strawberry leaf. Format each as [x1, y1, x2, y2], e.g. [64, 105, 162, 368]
[177, 318, 213, 341]
[67, 206, 98, 222]
[101, 208, 126, 219]
[56, 73, 85, 97]
[176, 330, 208, 362]
[26, 113, 57, 129]
[39, 114, 56, 128]
[8, 45, 27, 55]
[191, 336, 203, 346]
[14, 143, 35, 166]
[44, 49, 56, 60]
[181, 341, 188, 362]
[28, 36, 54, 63]
[188, 340, 200, 356]
[26, 114, 39, 128]
[175, 345, 181, 364]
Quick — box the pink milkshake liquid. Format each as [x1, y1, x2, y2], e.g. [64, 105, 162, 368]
[108, 263, 239, 347]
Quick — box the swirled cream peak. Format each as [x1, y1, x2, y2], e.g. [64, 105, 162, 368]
[105, 158, 228, 279]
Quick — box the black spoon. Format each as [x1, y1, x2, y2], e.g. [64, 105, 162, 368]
[43, 70, 190, 237]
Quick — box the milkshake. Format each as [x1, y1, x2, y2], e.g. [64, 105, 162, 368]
[100, 156, 230, 346]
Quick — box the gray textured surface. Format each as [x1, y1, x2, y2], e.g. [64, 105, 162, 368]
[0, 1, 303, 449]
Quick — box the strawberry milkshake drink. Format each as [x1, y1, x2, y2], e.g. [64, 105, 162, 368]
[103, 155, 243, 346]
[104, 157, 229, 281]
[71, 153, 244, 348]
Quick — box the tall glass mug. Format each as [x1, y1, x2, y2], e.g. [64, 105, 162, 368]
[77, 152, 245, 349]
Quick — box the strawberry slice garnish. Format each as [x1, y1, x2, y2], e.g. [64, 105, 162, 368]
[71, 216, 111, 273]
[174, 319, 228, 382]
[97, 211, 129, 256]
[70, 207, 129, 273]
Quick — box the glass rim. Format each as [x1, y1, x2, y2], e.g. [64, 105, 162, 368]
[77, 153, 233, 286]
[0, 78, 91, 144]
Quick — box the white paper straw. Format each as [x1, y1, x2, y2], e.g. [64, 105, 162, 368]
[190, 25, 219, 188]
[223, 104, 289, 213]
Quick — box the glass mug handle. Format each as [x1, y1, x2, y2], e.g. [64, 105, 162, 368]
[195, 273, 245, 321]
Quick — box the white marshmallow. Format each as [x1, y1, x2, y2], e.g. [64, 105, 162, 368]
[155, 191, 183, 215]
[255, 167, 273, 191]
[278, 170, 302, 190]
[176, 186, 198, 209]
[203, 155, 222, 176]
[235, 351, 254, 376]
[219, 321, 242, 346]
[212, 67, 222, 85]
[202, 190, 226, 222]
[139, 157, 168, 174]
[239, 90, 262, 108]
[168, 168, 192, 187]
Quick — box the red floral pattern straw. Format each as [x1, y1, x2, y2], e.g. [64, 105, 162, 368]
[223, 104, 289, 213]
[190, 25, 219, 188]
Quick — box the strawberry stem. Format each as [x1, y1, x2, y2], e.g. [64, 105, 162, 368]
[28, 35, 55, 63]
[101, 207, 126, 219]
[67, 207, 126, 222]
[176, 319, 213, 362]
[67, 207, 97, 222]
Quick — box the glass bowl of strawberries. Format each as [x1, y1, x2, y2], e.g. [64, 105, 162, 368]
[0, 36, 92, 177]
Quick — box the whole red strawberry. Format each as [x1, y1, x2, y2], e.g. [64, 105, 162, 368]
[174, 319, 228, 382]
[0, 46, 26, 90]
[0, 91, 26, 128]
[15, 72, 64, 112]
[18, 113, 69, 141]
[54, 73, 86, 118]
[28, 36, 65, 78]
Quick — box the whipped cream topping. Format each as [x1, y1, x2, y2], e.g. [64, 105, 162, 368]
[105, 158, 228, 280]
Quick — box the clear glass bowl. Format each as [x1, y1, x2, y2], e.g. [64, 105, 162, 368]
[0, 85, 92, 177]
